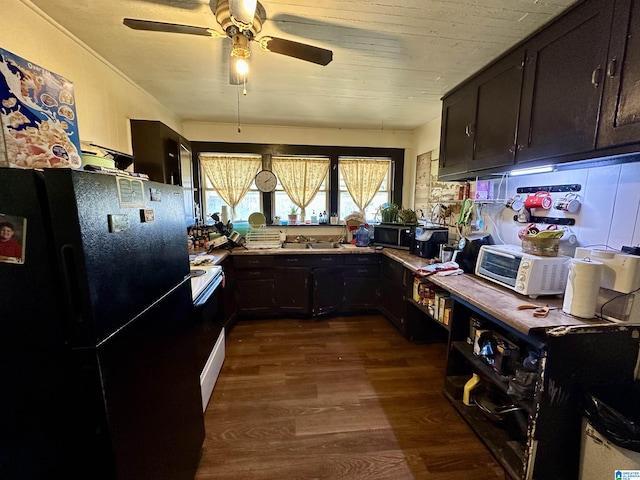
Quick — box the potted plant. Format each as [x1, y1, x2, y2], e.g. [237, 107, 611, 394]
[330, 212, 338, 225]
[398, 208, 418, 225]
[379, 203, 399, 223]
[288, 206, 299, 225]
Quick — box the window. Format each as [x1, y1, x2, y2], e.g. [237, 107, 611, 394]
[272, 155, 330, 221]
[201, 172, 261, 222]
[338, 157, 392, 222]
[191, 142, 404, 225]
[199, 153, 262, 222]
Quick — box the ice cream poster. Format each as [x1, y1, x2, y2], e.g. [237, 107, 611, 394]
[0, 47, 81, 169]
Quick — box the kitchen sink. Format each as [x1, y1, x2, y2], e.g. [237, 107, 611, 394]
[281, 243, 310, 249]
[280, 242, 343, 249]
[308, 242, 342, 249]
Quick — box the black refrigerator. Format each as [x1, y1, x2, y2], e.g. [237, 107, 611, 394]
[0, 168, 204, 480]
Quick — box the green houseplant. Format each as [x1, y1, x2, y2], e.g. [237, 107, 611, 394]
[288, 206, 299, 225]
[397, 208, 418, 225]
[379, 203, 399, 223]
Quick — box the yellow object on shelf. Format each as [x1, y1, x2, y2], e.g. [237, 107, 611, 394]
[463, 373, 481, 406]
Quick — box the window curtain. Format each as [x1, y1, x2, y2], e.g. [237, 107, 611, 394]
[340, 158, 390, 214]
[272, 156, 329, 219]
[200, 153, 261, 220]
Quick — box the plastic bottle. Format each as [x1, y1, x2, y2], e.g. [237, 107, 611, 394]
[311, 210, 318, 224]
[355, 224, 370, 247]
[463, 373, 481, 406]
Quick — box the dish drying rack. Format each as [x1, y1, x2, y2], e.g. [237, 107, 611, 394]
[245, 228, 282, 249]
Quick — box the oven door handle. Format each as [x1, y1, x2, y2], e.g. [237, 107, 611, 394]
[485, 250, 517, 260]
[194, 274, 223, 307]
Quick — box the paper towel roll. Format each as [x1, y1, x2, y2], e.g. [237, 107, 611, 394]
[562, 258, 603, 319]
[221, 205, 229, 224]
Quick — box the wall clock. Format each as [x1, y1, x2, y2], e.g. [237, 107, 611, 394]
[255, 170, 277, 192]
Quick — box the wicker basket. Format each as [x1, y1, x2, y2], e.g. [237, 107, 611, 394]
[521, 235, 560, 257]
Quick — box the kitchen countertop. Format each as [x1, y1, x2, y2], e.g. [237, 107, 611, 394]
[229, 244, 379, 255]
[202, 245, 614, 337]
[382, 248, 613, 337]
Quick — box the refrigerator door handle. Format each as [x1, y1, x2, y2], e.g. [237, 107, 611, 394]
[61, 244, 83, 325]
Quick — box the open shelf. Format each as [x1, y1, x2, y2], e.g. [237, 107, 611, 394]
[407, 298, 450, 332]
[446, 393, 526, 480]
[451, 341, 534, 415]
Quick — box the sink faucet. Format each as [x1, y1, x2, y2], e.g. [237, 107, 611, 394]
[296, 235, 317, 243]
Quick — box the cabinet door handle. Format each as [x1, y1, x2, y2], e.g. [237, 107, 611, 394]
[465, 123, 474, 137]
[607, 58, 618, 77]
[591, 66, 603, 87]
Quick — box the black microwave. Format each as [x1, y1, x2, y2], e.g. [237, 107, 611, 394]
[373, 224, 415, 250]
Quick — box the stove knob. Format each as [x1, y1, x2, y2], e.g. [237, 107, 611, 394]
[521, 261, 531, 269]
[516, 282, 525, 291]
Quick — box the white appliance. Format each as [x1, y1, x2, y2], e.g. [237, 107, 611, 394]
[475, 244, 570, 298]
[579, 418, 640, 479]
[574, 248, 640, 323]
[189, 260, 226, 411]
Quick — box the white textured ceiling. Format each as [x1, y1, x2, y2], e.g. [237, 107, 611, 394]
[30, 0, 577, 131]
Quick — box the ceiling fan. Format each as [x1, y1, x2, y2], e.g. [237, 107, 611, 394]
[123, 0, 333, 85]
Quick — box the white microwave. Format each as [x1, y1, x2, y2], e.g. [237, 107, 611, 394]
[475, 244, 570, 298]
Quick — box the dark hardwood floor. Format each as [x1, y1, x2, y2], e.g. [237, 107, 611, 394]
[195, 315, 505, 479]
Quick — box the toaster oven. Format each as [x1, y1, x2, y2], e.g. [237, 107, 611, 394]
[475, 244, 570, 298]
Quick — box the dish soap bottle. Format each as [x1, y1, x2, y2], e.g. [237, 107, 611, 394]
[355, 224, 370, 247]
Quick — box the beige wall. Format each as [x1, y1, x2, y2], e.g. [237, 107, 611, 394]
[3, 1, 181, 154]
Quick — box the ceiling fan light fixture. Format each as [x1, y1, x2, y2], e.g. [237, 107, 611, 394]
[235, 58, 249, 75]
[229, 0, 257, 30]
[230, 33, 251, 59]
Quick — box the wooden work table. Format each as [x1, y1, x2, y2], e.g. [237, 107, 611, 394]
[380, 248, 612, 338]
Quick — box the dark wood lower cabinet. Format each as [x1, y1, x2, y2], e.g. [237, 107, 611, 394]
[235, 278, 275, 314]
[312, 266, 344, 315]
[378, 274, 405, 333]
[343, 259, 379, 311]
[274, 266, 310, 315]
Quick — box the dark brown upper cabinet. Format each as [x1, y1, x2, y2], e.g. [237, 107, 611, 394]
[515, 0, 614, 164]
[130, 120, 195, 225]
[439, 49, 525, 179]
[598, 0, 640, 148]
[439, 88, 475, 178]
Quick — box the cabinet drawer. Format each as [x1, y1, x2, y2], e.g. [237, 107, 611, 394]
[344, 265, 379, 277]
[274, 255, 310, 267]
[234, 268, 273, 280]
[310, 255, 344, 267]
[381, 256, 404, 283]
[344, 254, 379, 265]
[234, 256, 274, 269]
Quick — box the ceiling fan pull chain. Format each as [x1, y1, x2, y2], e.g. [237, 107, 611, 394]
[237, 85, 242, 133]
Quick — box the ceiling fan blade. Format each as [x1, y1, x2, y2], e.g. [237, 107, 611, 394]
[229, 0, 257, 30]
[123, 18, 224, 38]
[257, 37, 333, 66]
